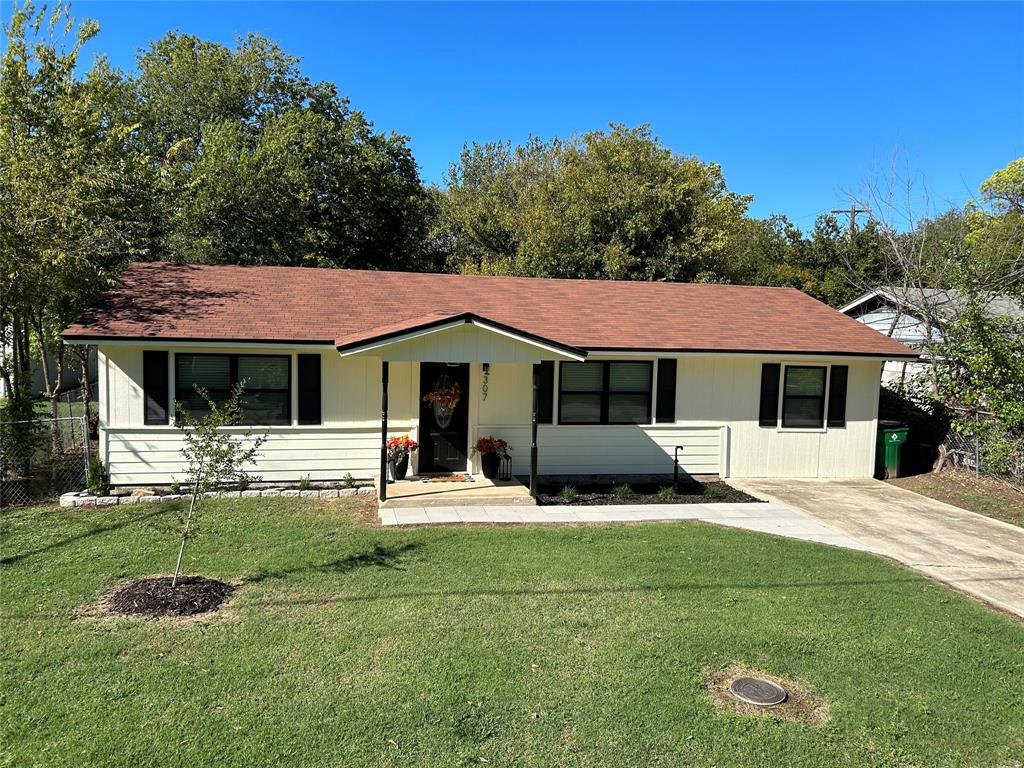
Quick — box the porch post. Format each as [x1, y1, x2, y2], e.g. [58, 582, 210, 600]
[530, 365, 539, 497]
[379, 360, 389, 502]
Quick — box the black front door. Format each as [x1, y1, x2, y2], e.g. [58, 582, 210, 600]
[418, 362, 470, 474]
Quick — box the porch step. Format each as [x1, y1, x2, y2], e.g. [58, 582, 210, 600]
[380, 494, 537, 509]
[375, 474, 536, 508]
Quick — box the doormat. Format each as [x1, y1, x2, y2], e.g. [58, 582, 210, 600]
[419, 474, 476, 483]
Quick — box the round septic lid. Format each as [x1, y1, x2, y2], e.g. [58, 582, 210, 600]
[728, 677, 787, 706]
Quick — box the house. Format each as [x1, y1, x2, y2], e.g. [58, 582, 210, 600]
[840, 287, 1024, 386]
[62, 263, 916, 497]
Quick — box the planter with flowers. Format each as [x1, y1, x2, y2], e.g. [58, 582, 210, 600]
[473, 435, 510, 480]
[387, 435, 418, 481]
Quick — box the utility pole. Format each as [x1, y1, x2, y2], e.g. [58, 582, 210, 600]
[831, 202, 871, 236]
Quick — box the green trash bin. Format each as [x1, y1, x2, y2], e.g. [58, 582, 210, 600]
[876, 420, 909, 479]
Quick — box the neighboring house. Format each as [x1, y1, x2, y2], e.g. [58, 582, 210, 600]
[840, 287, 1024, 386]
[0, 344, 97, 400]
[62, 263, 916, 493]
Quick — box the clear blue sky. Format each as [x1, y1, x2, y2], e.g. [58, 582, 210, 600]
[67, 1, 1024, 227]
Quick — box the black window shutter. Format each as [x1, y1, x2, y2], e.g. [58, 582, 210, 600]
[827, 365, 849, 428]
[297, 354, 321, 425]
[655, 359, 677, 423]
[143, 351, 169, 425]
[759, 363, 781, 427]
[533, 361, 554, 424]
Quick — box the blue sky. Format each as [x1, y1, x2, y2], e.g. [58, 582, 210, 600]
[66, 1, 1024, 227]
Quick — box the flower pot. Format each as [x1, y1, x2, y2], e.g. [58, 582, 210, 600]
[480, 452, 501, 480]
[392, 454, 410, 481]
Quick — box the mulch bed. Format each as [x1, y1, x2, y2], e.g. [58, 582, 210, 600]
[106, 576, 236, 618]
[537, 481, 761, 506]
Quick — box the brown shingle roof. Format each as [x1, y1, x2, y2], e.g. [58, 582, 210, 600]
[62, 262, 918, 358]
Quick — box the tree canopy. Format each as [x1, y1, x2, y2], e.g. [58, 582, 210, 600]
[433, 125, 751, 282]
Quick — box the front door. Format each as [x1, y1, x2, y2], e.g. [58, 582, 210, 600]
[418, 362, 470, 474]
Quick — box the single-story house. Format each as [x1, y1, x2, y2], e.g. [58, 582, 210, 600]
[840, 287, 1023, 386]
[63, 263, 916, 497]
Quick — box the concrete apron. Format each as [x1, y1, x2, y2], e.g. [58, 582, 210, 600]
[728, 478, 1024, 621]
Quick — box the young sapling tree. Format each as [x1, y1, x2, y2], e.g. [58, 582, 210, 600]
[172, 385, 266, 587]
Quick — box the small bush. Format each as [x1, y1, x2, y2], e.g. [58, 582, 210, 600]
[657, 485, 677, 500]
[703, 484, 724, 499]
[558, 485, 578, 501]
[237, 476, 249, 491]
[87, 456, 110, 496]
[169, 478, 181, 495]
[298, 474, 311, 492]
[611, 484, 633, 500]
[342, 472, 356, 488]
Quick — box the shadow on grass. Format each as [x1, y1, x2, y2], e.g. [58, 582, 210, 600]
[0, 505, 177, 567]
[246, 572, 1023, 609]
[246, 542, 423, 584]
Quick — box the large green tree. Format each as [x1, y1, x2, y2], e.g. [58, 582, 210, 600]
[0, 2, 147, 416]
[130, 32, 437, 270]
[435, 124, 750, 282]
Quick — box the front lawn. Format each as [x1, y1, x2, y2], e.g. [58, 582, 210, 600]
[3, 498, 1023, 767]
[890, 468, 1024, 528]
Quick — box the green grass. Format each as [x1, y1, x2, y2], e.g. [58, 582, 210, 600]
[2, 498, 1023, 767]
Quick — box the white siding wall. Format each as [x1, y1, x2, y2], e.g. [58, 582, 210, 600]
[98, 344, 882, 485]
[97, 345, 419, 485]
[469, 357, 880, 479]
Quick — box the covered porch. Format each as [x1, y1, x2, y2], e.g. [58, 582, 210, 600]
[334, 311, 587, 503]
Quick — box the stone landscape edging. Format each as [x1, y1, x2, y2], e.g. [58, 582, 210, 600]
[60, 486, 376, 508]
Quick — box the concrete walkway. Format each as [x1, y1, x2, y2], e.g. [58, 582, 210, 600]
[380, 502, 872, 551]
[729, 478, 1024, 619]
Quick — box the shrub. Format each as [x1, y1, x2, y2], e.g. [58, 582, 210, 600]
[657, 485, 677, 500]
[558, 485, 578, 501]
[703, 483, 724, 499]
[298, 474, 311, 491]
[612, 484, 633, 500]
[87, 456, 110, 496]
[169, 478, 181, 495]
[342, 472, 356, 488]
[237, 476, 249, 491]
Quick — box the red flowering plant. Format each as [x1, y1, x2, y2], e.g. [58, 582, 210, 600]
[386, 434, 419, 461]
[473, 435, 510, 456]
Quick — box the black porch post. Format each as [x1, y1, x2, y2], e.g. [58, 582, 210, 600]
[379, 360, 389, 501]
[530, 365, 539, 497]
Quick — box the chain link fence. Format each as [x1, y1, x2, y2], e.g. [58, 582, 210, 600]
[941, 408, 1024, 489]
[0, 415, 90, 508]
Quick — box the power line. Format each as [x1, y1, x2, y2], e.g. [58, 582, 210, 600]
[831, 203, 871, 236]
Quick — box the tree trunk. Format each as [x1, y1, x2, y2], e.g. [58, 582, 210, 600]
[78, 346, 96, 437]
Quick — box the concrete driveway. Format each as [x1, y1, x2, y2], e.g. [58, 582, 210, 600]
[729, 478, 1024, 619]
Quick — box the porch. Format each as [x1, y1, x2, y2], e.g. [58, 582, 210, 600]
[374, 474, 535, 508]
[336, 311, 587, 503]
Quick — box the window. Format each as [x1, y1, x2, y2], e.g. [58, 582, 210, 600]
[533, 361, 554, 424]
[781, 365, 827, 428]
[558, 361, 652, 425]
[655, 359, 677, 423]
[143, 351, 169, 425]
[175, 354, 291, 425]
[297, 354, 322, 425]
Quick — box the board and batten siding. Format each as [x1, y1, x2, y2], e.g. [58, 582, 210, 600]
[467, 357, 881, 479]
[97, 344, 420, 485]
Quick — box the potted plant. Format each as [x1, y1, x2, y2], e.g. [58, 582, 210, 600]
[387, 434, 418, 481]
[473, 435, 510, 480]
